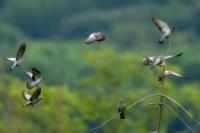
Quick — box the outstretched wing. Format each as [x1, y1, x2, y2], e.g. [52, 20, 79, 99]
[165, 70, 183, 77]
[153, 57, 162, 66]
[31, 87, 41, 101]
[16, 43, 26, 60]
[23, 70, 34, 79]
[22, 91, 31, 101]
[163, 55, 174, 60]
[152, 16, 169, 33]
[163, 53, 183, 60]
[5, 58, 16, 62]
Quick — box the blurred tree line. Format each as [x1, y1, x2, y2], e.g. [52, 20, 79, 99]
[0, 0, 199, 132]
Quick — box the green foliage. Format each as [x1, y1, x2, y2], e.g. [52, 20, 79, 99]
[0, 0, 199, 132]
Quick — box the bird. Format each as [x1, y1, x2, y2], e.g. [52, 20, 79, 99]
[5, 43, 26, 70]
[158, 70, 188, 81]
[152, 16, 175, 44]
[142, 53, 183, 69]
[22, 87, 42, 107]
[118, 99, 126, 119]
[85, 32, 106, 44]
[23, 67, 44, 89]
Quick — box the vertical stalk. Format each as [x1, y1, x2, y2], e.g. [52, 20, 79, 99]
[156, 65, 165, 133]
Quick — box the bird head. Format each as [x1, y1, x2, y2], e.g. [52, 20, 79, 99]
[142, 57, 151, 66]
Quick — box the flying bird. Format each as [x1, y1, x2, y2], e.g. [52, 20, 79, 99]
[5, 43, 26, 70]
[143, 53, 183, 69]
[152, 16, 175, 44]
[22, 87, 42, 107]
[158, 70, 188, 81]
[23, 67, 44, 89]
[85, 32, 106, 44]
[118, 99, 126, 119]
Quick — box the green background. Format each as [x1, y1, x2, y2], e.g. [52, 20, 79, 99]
[0, 0, 199, 132]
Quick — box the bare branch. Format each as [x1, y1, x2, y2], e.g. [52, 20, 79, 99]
[141, 102, 196, 133]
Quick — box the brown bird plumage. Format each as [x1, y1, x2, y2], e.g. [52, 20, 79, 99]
[118, 100, 126, 119]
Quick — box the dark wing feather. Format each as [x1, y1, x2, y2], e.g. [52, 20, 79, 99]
[30, 87, 41, 101]
[16, 43, 26, 60]
[152, 16, 163, 33]
[31, 67, 41, 80]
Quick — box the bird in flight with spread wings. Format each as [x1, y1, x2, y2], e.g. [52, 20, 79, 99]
[152, 16, 175, 44]
[22, 87, 42, 107]
[5, 43, 26, 70]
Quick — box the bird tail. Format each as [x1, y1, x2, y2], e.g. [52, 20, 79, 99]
[23, 102, 31, 107]
[182, 76, 189, 79]
[158, 40, 164, 44]
[175, 53, 183, 57]
[120, 112, 125, 119]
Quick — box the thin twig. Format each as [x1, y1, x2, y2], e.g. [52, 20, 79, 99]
[165, 37, 172, 55]
[164, 95, 200, 127]
[90, 93, 200, 133]
[90, 84, 161, 133]
[156, 65, 165, 133]
[141, 102, 196, 133]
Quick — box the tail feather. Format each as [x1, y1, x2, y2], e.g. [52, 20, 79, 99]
[182, 76, 189, 79]
[120, 112, 125, 119]
[23, 102, 31, 107]
[175, 53, 183, 57]
[5, 57, 16, 62]
[158, 40, 164, 44]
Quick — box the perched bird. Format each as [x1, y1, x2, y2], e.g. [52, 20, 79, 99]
[118, 100, 126, 119]
[85, 32, 106, 44]
[5, 43, 26, 70]
[22, 87, 42, 107]
[152, 16, 175, 44]
[23, 67, 44, 89]
[158, 70, 188, 81]
[143, 53, 183, 69]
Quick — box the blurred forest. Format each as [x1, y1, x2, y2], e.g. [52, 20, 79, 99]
[0, 0, 200, 133]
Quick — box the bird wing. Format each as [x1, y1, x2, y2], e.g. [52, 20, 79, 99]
[118, 104, 126, 112]
[85, 33, 96, 44]
[5, 58, 16, 62]
[16, 43, 26, 60]
[22, 91, 31, 101]
[163, 53, 183, 60]
[164, 70, 183, 77]
[163, 55, 174, 60]
[23, 70, 34, 79]
[153, 57, 162, 66]
[147, 56, 156, 62]
[30, 87, 41, 101]
[152, 16, 169, 33]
